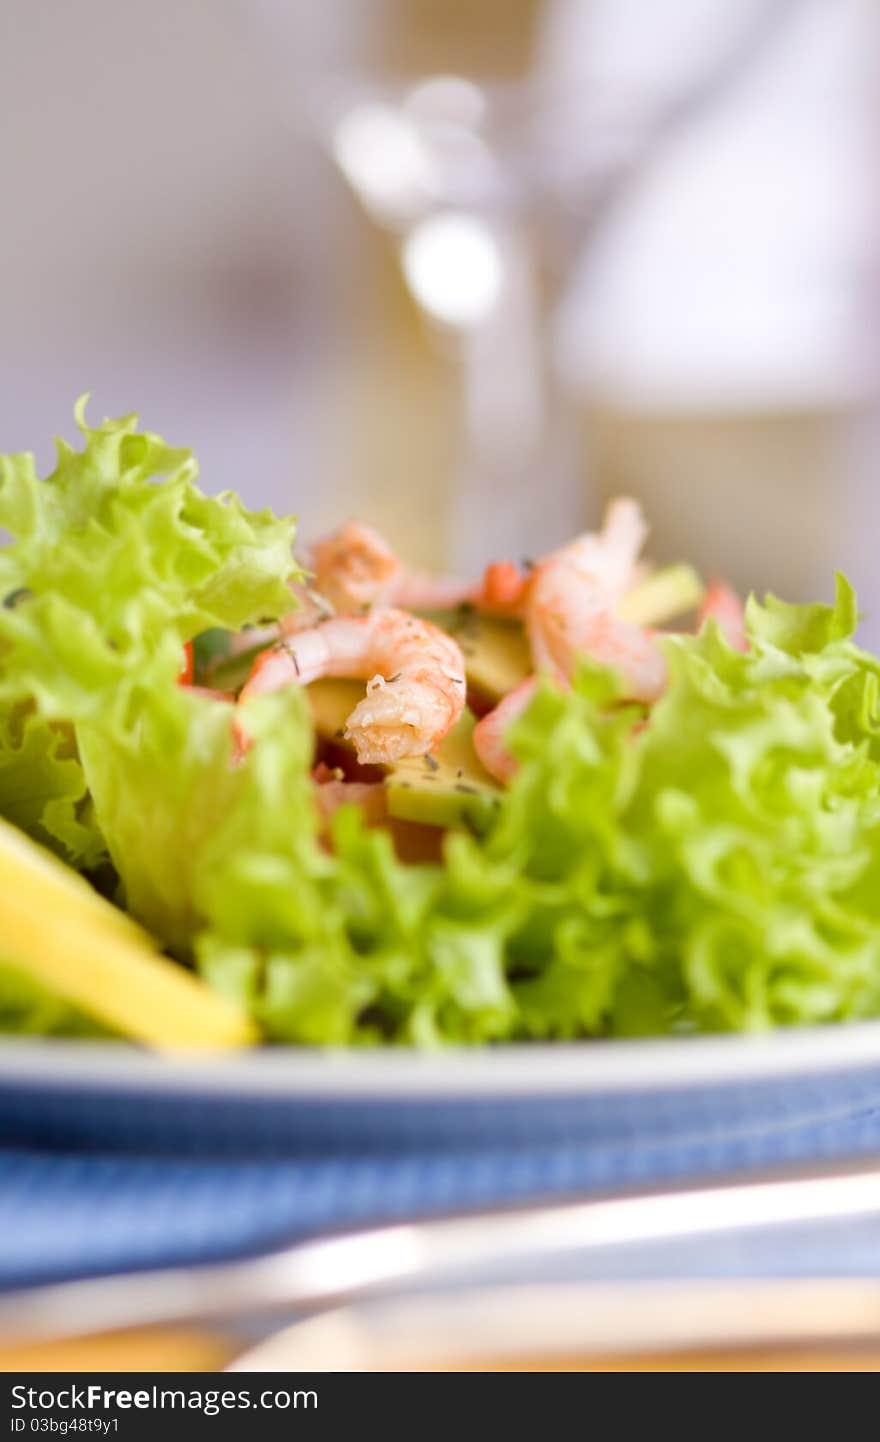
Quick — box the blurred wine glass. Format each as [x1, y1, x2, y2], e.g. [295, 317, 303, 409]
[245, 0, 588, 573]
[242, 0, 871, 611]
[314, 66, 589, 575]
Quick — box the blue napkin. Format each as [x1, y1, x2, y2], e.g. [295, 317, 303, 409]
[5, 1101, 880, 1290]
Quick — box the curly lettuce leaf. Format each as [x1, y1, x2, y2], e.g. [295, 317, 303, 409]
[74, 683, 325, 959]
[0, 401, 302, 1031]
[196, 708, 520, 1045]
[484, 585, 880, 1038]
[0, 398, 299, 725]
[0, 398, 298, 874]
[744, 572, 859, 655]
[0, 703, 105, 869]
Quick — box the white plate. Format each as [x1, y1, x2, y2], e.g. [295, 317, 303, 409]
[5, 1024, 880, 1156]
[3, 1017, 880, 1098]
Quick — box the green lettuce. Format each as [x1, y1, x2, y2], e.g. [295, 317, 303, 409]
[4, 402, 880, 1044]
[0, 400, 298, 882]
[0, 704, 104, 869]
[0, 396, 298, 727]
[491, 578, 880, 1037]
[195, 577, 880, 1042]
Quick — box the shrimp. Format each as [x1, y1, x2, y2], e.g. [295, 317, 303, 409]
[230, 523, 406, 656]
[240, 508, 651, 665]
[228, 524, 411, 657]
[527, 498, 666, 701]
[475, 500, 662, 784]
[304, 522, 532, 618]
[311, 521, 535, 612]
[390, 558, 533, 615]
[698, 580, 748, 651]
[229, 522, 475, 665]
[246, 525, 533, 669]
[472, 677, 537, 784]
[309, 521, 401, 612]
[308, 521, 476, 612]
[239, 608, 466, 765]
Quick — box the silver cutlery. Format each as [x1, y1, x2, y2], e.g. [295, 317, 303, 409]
[6, 1154, 880, 1345]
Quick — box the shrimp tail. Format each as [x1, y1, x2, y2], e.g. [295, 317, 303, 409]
[239, 642, 301, 702]
[473, 677, 539, 785]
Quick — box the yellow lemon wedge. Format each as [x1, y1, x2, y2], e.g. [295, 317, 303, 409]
[0, 817, 256, 1050]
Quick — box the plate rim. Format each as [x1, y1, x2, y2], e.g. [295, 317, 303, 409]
[3, 1018, 880, 1098]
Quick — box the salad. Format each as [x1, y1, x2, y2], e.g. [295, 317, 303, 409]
[2, 400, 880, 1050]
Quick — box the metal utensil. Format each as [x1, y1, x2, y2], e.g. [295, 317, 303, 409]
[230, 1276, 880, 1371]
[5, 1154, 880, 1345]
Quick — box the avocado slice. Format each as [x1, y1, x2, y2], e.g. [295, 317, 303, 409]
[385, 709, 501, 834]
[0, 816, 256, 1050]
[307, 678, 363, 745]
[427, 608, 531, 704]
[617, 565, 704, 626]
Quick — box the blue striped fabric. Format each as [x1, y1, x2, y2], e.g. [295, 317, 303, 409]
[4, 1087, 880, 1289]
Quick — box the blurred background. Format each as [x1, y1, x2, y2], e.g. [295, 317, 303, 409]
[2, 0, 878, 632]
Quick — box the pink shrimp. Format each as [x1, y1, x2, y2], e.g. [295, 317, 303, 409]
[527, 498, 666, 700]
[246, 525, 533, 666]
[307, 520, 479, 613]
[474, 500, 663, 784]
[387, 557, 534, 615]
[231, 523, 409, 656]
[309, 520, 536, 615]
[698, 580, 748, 651]
[239, 608, 466, 765]
[309, 521, 401, 612]
[308, 521, 539, 617]
[472, 678, 537, 784]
